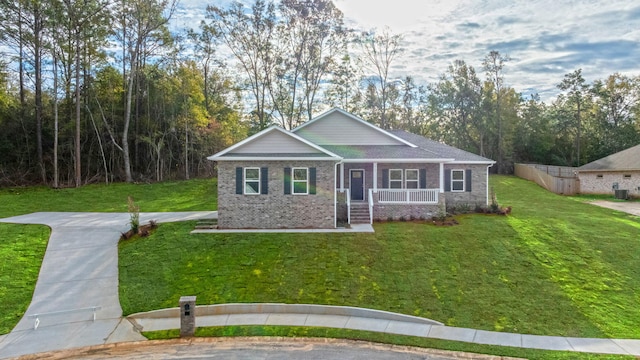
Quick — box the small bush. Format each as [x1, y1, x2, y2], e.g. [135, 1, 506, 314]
[127, 195, 140, 234]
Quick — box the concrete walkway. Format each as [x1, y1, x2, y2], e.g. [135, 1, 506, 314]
[192, 223, 375, 233]
[1, 211, 640, 358]
[0, 211, 215, 359]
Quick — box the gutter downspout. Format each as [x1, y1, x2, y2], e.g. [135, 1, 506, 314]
[486, 163, 494, 206]
[334, 160, 344, 229]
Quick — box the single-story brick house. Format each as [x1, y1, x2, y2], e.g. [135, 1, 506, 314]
[208, 108, 495, 229]
[577, 144, 640, 197]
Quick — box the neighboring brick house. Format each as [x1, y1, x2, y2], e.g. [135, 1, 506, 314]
[577, 144, 640, 197]
[208, 108, 495, 229]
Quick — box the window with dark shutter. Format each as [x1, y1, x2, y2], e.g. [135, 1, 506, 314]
[292, 168, 309, 194]
[405, 169, 418, 189]
[284, 167, 291, 194]
[382, 169, 389, 188]
[235, 167, 243, 194]
[451, 169, 465, 191]
[419, 169, 427, 189]
[261, 167, 268, 194]
[465, 169, 472, 192]
[244, 168, 261, 194]
[309, 167, 316, 195]
[444, 169, 451, 191]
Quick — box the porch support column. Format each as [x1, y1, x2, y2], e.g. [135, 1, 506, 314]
[439, 162, 445, 193]
[373, 162, 378, 193]
[340, 163, 344, 192]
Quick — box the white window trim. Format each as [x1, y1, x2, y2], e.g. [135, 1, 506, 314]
[292, 167, 309, 195]
[405, 169, 419, 189]
[389, 169, 403, 189]
[244, 167, 260, 195]
[451, 169, 465, 192]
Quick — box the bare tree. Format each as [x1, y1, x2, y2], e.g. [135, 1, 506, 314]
[114, 0, 177, 182]
[207, 0, 277, 131]
[269, 0, 345, 128]
[360, 28, 403, 129]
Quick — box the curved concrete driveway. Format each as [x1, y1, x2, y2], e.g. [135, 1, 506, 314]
[0, 211, 216, 359]
[590, 200, 640, 216]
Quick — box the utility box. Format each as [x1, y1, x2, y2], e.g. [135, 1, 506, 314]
[614, 189, 629, 200]
[179, 296, 196, 337]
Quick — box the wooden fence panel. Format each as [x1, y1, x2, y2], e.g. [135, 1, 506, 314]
[514, 164, 580, 195]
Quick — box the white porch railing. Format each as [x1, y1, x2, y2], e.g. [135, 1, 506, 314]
[378, 189, 439, 204]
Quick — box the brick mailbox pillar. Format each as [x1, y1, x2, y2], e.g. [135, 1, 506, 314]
[179, 296, 196, 337]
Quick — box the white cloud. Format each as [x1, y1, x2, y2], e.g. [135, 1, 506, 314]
[333, 0, 640, 99]
[173, 0, 640, 101]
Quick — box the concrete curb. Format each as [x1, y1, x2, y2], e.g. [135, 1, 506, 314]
[129, 303, 443, 325]
[126, 304, 640, 356]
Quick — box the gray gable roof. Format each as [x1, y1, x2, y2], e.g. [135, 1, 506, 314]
[389, 130, 495, 163]
[321, 145, 446, 160]
[319, 131, 494, 163]
[579, 144, 640, 171]
[208, 109, 495, 164]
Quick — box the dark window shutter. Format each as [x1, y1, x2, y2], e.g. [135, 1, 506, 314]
[465, 169, 472, 192]
[419, 169, 427, 189]
[382, 169, 389, 188]
[444, 169, 451, 192]
[235, 167, 243, 194]
[309, 167, 316, 195]
[284, 167, 291, 195]
[260, 167, 268, 194]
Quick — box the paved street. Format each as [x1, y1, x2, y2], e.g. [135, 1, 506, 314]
[25, 338, 517, 360]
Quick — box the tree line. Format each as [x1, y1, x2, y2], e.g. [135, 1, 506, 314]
[0, 0, 639, 187]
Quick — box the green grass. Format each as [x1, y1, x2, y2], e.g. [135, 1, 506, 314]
[0, 224, 49, 334]
[143, 326, 634, 360]
[0, 178, 216, 217]
[119, 175, 640, 340]
[0, 178, 216, 334]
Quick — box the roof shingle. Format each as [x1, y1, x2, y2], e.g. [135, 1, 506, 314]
[579, 144, 640, 171]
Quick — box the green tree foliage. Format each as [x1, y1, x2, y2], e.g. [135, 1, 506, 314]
[1, 0, 640, 186]
[426, 60, 484, 153]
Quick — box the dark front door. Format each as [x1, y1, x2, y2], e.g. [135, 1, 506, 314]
[350, 170, 364, 201]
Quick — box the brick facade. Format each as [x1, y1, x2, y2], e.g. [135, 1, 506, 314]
[217, 160, 336, 229]
[371, 192, 445, 221]
[578, 171, 640, 196]
[219, 161, 490, 228]
[442, 164, 490, 208]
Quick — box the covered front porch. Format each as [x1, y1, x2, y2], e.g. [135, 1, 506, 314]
[335, 161, 449, 224]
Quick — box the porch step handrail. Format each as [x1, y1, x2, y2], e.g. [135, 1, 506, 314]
[345, 188, 351, 224]
[368, 189, 374, 224]
[378, 188, 439, 204]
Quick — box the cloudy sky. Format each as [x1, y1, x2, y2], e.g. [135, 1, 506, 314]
[175, 0, 640, 100]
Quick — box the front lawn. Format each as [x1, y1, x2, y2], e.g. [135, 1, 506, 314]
[0, 178, 216, 334]
[119, 175, 640, 339]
